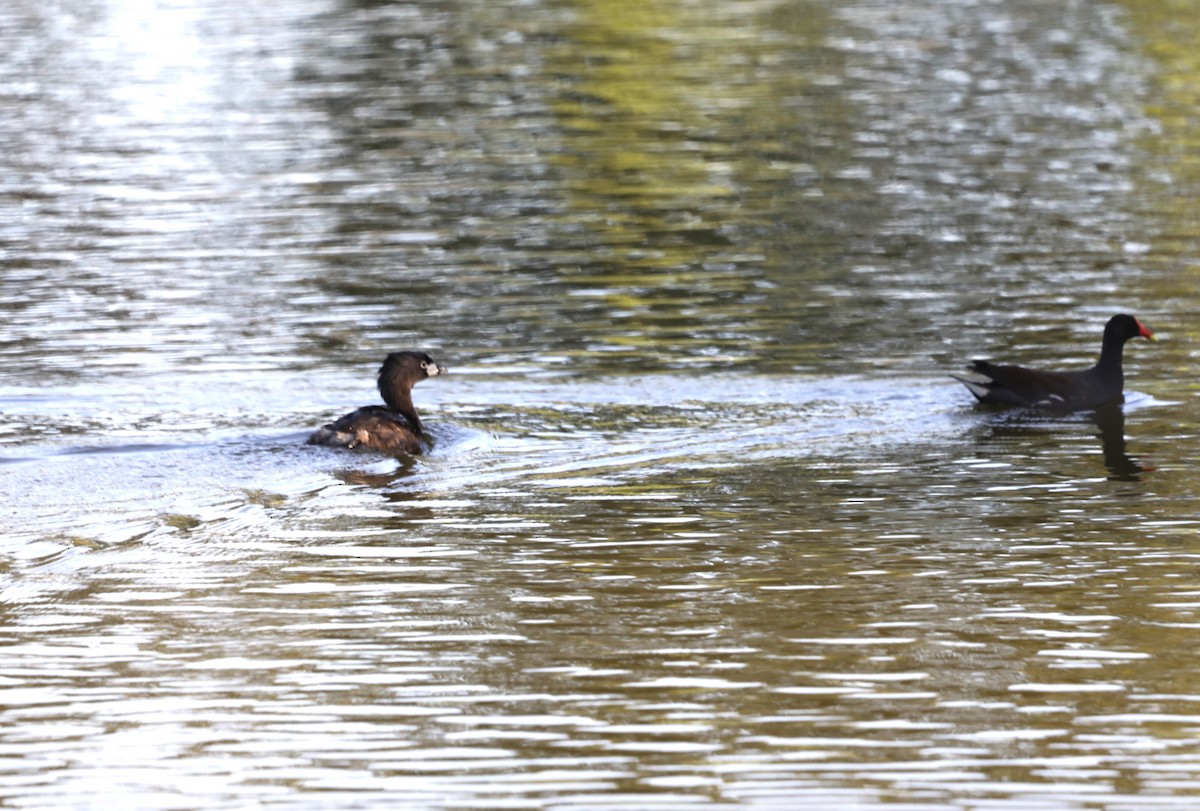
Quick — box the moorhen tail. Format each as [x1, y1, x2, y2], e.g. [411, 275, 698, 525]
[953, 314, 1154, 412]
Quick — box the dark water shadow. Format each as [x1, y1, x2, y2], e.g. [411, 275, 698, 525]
[973, 402, 1147, 482]
[1092, 403, 1146, 482]
[57, 442, 200, 457]
[331, 458, 420, 489]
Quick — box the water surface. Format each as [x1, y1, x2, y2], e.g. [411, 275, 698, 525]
[3, 0, 1200, 808]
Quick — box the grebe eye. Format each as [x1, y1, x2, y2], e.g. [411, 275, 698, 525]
[420, 361, 428, 369]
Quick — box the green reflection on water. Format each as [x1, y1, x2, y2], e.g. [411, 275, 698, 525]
[1115, 0, 1200, 402]
[536, 0, 859, 372]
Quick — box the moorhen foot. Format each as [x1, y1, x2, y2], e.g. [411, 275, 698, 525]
[953, 313, 1154, 412]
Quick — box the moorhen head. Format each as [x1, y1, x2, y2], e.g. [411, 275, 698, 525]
[953, 314, 1154, 412]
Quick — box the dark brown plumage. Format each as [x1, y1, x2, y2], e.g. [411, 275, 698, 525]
[307, 351, 447, 454]
[953, 314, 1154, 412]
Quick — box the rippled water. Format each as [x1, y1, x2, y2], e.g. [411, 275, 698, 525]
[3, 0, 1200, 808]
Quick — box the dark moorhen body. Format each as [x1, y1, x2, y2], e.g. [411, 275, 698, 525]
[307, 351, 447, 454]
[954, 314, 1154, 412]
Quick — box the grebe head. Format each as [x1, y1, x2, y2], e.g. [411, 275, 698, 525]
[377, 351, 447, 413]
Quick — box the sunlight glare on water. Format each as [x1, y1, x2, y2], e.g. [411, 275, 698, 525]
[2, 0, 1200, 809]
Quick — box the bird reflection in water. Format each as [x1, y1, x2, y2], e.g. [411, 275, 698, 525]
[333, 463, 417, 489]
[975, 403, 1148, 482]
[1092, 403, 1148, 482]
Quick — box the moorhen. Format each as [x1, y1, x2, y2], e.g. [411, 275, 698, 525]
[953, 314, 1154, 412]
[308, 351, 447, 454]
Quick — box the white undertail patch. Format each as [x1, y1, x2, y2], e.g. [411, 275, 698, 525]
[954, 376, 993, 399]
